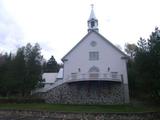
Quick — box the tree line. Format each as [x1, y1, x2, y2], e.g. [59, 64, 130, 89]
[0, 43, 60, 97]
[126, 27, 160, 102]
[0, 28, 160, 102]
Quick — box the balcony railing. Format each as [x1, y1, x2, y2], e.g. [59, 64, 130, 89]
[66, 73, 122, 83]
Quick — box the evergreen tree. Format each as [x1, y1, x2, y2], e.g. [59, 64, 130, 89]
[13, 47, 26, 96]
[44, 55, 60, 72]
[147, 27, 160, 100]
[134, 27, 160, 101]
[0, 53, 16, 96]
[0, 54, 7, 96]
[137, 37, 148, 52]
[0, 43, 43, 96]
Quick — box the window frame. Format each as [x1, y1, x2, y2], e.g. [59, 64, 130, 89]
[89, 51, 99, 61]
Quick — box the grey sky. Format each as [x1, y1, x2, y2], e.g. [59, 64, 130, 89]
[0, 0, 22, 53]
[0, 0, 160, 62]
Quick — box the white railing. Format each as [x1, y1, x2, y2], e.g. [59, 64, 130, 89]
[66, 73, 122, 83]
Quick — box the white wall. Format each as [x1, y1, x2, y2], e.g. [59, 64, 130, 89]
[63, 32, 128, 84]
[42, 73, 58, 83]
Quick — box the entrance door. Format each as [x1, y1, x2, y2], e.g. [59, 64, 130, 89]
[89, 66, 99, 79]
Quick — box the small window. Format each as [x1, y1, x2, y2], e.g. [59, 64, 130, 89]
[90, 41, 97, 47]
[89, 51, 99, 60]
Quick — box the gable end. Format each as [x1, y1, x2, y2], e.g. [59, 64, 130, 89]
[61, 31, 128, 62]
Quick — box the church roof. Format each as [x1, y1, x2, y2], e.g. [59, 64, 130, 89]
[62, 31, 127, 62]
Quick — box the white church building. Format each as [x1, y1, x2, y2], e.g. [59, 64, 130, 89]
[36, 6, 129, 104]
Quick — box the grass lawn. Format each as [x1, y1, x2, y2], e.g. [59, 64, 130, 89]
[0, 103, 160, 112]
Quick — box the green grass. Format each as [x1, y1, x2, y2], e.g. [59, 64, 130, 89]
[0, 103, 160, 112]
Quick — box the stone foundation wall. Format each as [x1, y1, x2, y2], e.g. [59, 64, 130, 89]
[0, 110, 159, 120]
[37, 81, 126, 104]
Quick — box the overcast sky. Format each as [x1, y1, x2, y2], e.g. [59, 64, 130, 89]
[0, 0, 160, 62]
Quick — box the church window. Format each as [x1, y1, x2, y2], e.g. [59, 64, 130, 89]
[90, 41, 97, 47]
[89, 51, 99, 60]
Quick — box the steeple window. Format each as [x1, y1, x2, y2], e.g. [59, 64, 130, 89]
[91, 21, 95, 28]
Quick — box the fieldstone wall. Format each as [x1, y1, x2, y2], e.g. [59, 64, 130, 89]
[37, 81, 126, 104]
[0, 110, 159, 120]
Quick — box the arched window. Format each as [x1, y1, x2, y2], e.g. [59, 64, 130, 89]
[89, 66, 99, 72]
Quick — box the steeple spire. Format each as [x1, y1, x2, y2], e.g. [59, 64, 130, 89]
[88, 4, 99, 32]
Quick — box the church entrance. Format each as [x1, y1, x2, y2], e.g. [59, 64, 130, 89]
[89, 66, 99, 79]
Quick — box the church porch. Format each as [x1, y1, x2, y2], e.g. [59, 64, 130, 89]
[66, 72, 123, 83]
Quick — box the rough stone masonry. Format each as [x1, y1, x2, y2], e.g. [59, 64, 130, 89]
[0, 110, 159, 120]
[37, 81, 126, 104]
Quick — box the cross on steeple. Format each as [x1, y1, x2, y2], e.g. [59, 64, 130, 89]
[91, 4, 94, 9]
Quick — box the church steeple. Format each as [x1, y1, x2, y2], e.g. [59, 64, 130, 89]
[88, 4, 99, 32]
